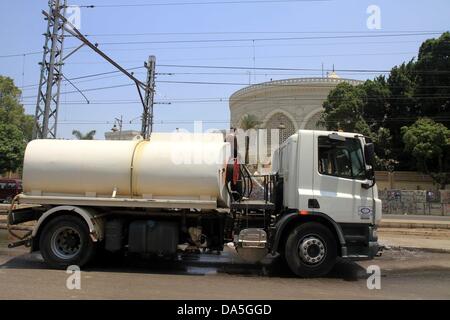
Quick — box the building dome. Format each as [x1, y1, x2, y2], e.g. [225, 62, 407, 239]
[229, 77, 362, 144]
[327, 71, 340, 79]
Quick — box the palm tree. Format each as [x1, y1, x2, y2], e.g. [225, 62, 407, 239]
[72, 129, 96, 140]
[239, 114, 261, 165]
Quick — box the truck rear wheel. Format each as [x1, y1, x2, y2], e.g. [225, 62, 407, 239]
[284, 222, 337, 277]
[39, 215, 96, 269]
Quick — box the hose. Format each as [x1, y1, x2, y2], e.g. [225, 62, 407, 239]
[242, 165, 254, 197]
[239, 165, 247, 198]
[7, 195, 31, 241]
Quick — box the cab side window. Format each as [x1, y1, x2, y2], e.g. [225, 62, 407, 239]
[318, 136, 366, 180]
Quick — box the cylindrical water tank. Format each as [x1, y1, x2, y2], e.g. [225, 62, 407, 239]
[22, 133, 230, 206]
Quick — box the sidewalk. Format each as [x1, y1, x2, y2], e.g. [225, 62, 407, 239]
[380, 214, 450, 229]
[378, 215, 450, 253]
[378, 229, 450, 253]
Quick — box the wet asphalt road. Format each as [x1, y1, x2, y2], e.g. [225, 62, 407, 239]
[0, 230, 449, 299]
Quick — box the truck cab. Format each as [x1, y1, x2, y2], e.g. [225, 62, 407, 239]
[270, 130, 381, 276]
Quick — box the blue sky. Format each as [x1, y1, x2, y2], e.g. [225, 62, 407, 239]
[0, 0, 449, 139]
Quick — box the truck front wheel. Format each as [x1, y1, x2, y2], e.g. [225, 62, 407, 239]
[39, 215, 96, 269]
[284, 222, 337, 277]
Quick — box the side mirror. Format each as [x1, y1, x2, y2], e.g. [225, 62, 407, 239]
[362, 143, 376, 188]
[364, 143, 375, 166]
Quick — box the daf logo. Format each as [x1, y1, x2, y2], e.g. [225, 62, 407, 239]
[359, 207, 373, 219]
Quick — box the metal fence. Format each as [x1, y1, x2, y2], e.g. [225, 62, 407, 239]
[379, 189, 450, 216]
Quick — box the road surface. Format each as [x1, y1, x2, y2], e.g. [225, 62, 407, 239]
[1, 230, 449, 299]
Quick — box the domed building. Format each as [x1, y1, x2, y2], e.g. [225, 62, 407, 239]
[229, 73, 363, 143]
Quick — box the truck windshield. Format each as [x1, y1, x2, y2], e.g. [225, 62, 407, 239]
[318, 136, 366, 180]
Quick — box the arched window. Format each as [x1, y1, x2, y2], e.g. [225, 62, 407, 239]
[304, 110, 326, 130]
[264, 112, 296, 155]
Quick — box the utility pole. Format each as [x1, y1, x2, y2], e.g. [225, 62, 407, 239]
[142, 55, 156, 139]
[33, 0, 67, 139]
[33, 3, 153, 140]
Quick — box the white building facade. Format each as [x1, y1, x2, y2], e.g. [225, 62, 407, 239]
[229, 74, 363, 144]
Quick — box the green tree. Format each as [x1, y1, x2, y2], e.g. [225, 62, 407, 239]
[373, 127, 398, 172]
[319, 82, 372, 135]
[0, 123, 27, 175]
[385, 60, 419, 170]
[415, 32, 450, 120]
[319, 82, 399, 170]
[359, 76, 390, 130]
[72, 130, 96, 140]
[320, 32, 450, 173]
[0, 76, 34, 141]
[0, 76, 33, 175]
[239, 114, 261, 165]
[239, 114, 261, 131]
[401, 118, 450, 188]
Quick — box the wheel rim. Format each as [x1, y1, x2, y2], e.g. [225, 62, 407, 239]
[50, 226, 82, 260]
[297, 234, 326, 265]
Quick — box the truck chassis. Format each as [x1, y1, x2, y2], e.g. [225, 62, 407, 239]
[7, 171, 380, 278]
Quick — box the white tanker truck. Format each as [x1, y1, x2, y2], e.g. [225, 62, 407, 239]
[8, 130, 381, 277]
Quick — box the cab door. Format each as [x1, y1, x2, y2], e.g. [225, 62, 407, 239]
[312, 133, 373, 224]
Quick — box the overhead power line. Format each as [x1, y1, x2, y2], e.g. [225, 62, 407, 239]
[17, 59, 450, 95]
[46, 115, 450, 126]
[22, 86, 450, 100]
[0, 46, 80, 59]
[80, 30, 447, 37]
[78, 0, 330, 9]
[161, 64, 386, 72]
[64, 39, 449, 53]
[22, 83, 135, 99]
[157, 63, 450, 74]
[97, 32, 443, 46]
[3, 36, 446, 60]
[65, 51, 417, 65]
[0, 51, 42, 58]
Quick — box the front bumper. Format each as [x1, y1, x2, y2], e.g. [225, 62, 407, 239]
[341, 225, 382, 260]
[369, 240, 382, 258]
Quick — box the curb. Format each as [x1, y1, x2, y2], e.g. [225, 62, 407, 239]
[379, 221, 450, 229]
[382, 244, 450, 254]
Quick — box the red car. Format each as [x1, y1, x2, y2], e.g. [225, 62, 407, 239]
[0, 179, 22, 203]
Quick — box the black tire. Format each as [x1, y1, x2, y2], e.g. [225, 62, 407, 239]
[284, 222, 337, 278]
[39, 215, 96, 269]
